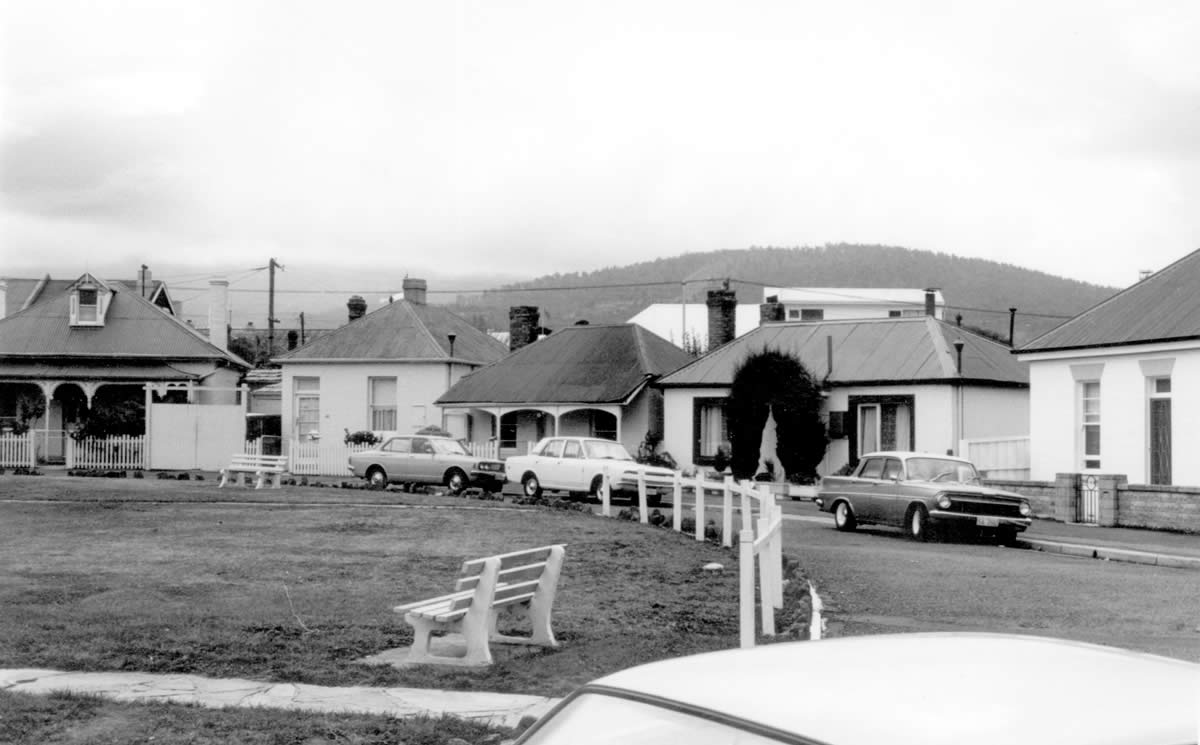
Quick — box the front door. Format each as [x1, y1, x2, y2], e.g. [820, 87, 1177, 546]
[1150, 398, 1171, 485]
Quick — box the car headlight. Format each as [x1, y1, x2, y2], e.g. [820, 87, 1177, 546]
[936, 494, 952, 510]
[1019, 501, 1032, 517]
[475, 462, 503, 472]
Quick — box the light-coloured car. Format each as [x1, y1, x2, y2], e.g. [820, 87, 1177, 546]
[347, 434, 505, 493]
[816, 451, 1033, 543]
[505, 437, 677, 504]
[514, 633, 1200, 745]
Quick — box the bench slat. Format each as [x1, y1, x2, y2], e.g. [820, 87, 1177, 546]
[460, 544, 565, 573]
[427, 591, 536, 623]
[455, 562, 547, 591]
[394, 588, 474, 614]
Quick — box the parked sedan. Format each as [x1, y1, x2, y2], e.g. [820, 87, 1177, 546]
[505, 437, 677, 504]
[815, 451, 1032, 543]
[514, 633, 1200, 744]
[347, 434, 506, 493]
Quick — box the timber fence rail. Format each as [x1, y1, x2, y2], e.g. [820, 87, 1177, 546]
[67, 435, 147, 470]
[597, 468, 784, 649]
[0, 432, 35, 468]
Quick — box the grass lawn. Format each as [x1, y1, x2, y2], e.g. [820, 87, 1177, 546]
[0, 473, 807, 743]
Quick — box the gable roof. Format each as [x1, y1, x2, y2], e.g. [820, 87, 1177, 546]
[1018, 248, 1200, 354]
[438, 324, 695, 405]
[0, 276, 247, 367]
[274, 299, 508, 364]
[657, 316, 1027, 388]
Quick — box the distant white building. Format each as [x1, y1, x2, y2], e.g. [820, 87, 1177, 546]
[630, 287, 946, 351]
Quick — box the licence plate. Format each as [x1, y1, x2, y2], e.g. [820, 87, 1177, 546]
[976, 516, 1000, 527]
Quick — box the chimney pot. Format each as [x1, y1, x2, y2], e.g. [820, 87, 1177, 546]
[953, 339, 965, 374]
[447, 332, 457, 358]
[706, 287, 738, 350]
[924, 288, 938, 317]
[402, 278, 427, 305]
[509, 306, 540, 351]
[347, 295, 367, 322]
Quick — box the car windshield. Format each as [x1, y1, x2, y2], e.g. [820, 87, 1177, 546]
[520, 692, 784, 744]
[906, 457, 980, 484]
[582, 440, 633, 461]
[429, 439, 468, 456]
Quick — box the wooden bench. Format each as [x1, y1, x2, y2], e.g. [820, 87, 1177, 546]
[394, 544, 566, 667]
[218, 454, 289, 489]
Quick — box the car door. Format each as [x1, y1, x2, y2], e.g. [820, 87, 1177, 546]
[536, 439, 565, 489]
[559, 439, 588, 491]
[379, 437, 412, 481]
[875, 456, 907, 525]
[853, 456, 887, 522]
[409, 437, 437, 483]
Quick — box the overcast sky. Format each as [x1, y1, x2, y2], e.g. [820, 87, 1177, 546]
[3, 0, 1199, 290]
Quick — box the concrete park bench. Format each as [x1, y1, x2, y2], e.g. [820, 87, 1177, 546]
[394, 544, 566, 667]
[217, 454, 289, 489]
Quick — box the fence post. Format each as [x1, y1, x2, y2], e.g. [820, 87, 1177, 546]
[28, 431, 36, 467]
[600, 473, 611, 517]
[694, 476, 705, 541]
[66, 436, 75, 469]
[757, 511, 776, 637]
[672, 474, 682, 532]
[739, 527, 755, 649]
[722, 476, 734, 548]
[637, 469, 648, 523]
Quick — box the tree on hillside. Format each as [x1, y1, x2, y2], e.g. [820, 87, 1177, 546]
[726, 349, 827, 483]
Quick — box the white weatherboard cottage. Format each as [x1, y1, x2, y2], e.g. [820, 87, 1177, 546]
[656, 315, 1029, 477]
[1016, 249, 1200, 486]
[274, 279, 508, 448]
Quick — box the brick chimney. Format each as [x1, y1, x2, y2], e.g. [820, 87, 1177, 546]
[706, 285, 737, 350]
[759, 298, 784, 325]
[509, 306, 540, 351]
[402, 278, 427, 305]
[924, 288, 938, 317]
[208, 279, 229, 352]
[347, 295, 367, 322]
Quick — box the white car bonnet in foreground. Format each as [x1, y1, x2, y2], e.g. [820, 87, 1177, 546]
[579, 633, 1200, 745]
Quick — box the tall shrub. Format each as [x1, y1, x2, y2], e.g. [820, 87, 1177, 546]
[727, 349, 827, 482]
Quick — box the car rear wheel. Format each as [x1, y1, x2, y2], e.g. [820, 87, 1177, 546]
[833, 501, 857, 531]
[444, 468, 467, 495]
[366, 467, 387, 490]
[907, 505, 931, 541]
[522, 473, 542, 499]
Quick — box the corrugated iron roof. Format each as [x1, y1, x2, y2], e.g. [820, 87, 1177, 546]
[1018, 248, 1200, 353]
[0, 278, 248, 367]
[657, 317, 1027, 388]
[438, 324, 695, 405]
[275, 299, 508, 364]
[3, 276, 169, 317]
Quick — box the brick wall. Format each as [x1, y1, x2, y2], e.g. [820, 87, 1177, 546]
[987, 478, 1200, 533]
[1118, 484, 1200, 533]
[985, 479, 1056, 519]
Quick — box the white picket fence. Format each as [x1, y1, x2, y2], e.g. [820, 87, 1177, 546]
[959, 436, 1030, 480]
[67, 435, 147, 469]
[467, 441, 499, 460]
[597, 469, 784, 649]
[0, 432, 35, 467]
[286, 439, 375, 476]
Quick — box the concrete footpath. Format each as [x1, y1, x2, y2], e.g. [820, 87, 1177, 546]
[0, 668, 559, 728]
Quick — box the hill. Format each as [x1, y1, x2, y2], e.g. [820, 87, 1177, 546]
[441, 244, 1117, 347]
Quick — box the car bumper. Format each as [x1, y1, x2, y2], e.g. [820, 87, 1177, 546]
[469, 472, 505, 490]
[928, 511, 1032, 530]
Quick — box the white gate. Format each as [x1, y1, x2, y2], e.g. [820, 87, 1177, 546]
[149, 402, 246, 471]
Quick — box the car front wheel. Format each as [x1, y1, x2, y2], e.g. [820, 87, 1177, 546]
[834, 501, 857, 531]
[907, 505, 931, 541]
[445, 468, 467, 495]
[366, 467, 387, 490]
[522, 474, 543, 499]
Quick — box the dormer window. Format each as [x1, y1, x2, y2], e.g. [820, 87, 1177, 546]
[77, 288, 99, 323]
[69, 276, 110, 326]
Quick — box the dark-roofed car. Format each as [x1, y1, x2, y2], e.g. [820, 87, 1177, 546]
[505, 437, 677, 504]
[347, 435, 505, 494]
[816, 451, 1032, 543]
[513, 633, 1200, 744]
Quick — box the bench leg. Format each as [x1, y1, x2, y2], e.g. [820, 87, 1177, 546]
[270, 472, 282, 488]
[403, 614, 493, 667]
[218, 469, 229, 488]
[491, 545, 563, 648]
[254, 470, 266, 489]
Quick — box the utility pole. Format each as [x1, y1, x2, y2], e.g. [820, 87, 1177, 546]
[268, 258, 282, 357]
[299, 311, 306, 345]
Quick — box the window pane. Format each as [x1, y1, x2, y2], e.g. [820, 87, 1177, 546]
[370, 378, 397, 405]
[1084, 425, 1100, 457]
[1083, 381, 1099, 398]
[801, 308, 824, 321]
[295, 377, 319, 392]
[1155, 377, 1171, 394]
[543, 440, 563, 458]
[563, 441, 582, 458]
[698, 401, 727, 457]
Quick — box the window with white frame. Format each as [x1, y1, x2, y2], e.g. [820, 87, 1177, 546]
[294, 377, 320, 442]
[1148, 376, 1171, 485]
[70, 284, 106, 326]
[368, 377, 397, 431]
[1080, 381, 1101, 470]
[693, 397, 728, 464]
